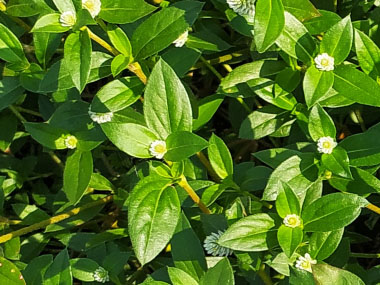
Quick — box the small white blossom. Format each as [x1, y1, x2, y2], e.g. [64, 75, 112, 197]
[295, 253, 317, 273]
[82, 0, 101, 18]
[317, 136, 337, 154]
[203, 230, 233, 257]
[89, 111, 113, 124]
[173, 31, 189, 48]
[226, 0, 255, 17]
[93, 267, 109, 283]
[64, 135, 78, 149]
[149, 140, 167, 159]
[314, 53, 335, 71]
[283, 214, 302, 228]
[59, 11, 76, 28]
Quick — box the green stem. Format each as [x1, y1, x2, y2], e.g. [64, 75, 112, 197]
[257, 264, 273, 285]
[14, 106, 43, 118]
[9, 105, 27, 123]
[350, 252, 380, 258]
[200, 56, 223, 80]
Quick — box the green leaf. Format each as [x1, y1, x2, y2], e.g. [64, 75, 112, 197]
[218, 213, 277, 251]
[275, 183, 301, 218]
[355, 29, 380, 80]
[70, 258, 99, 282]
[321, 147, 352, 179]
[277, 225, 303, 257]
[63, 150, 93, 205]
[0, 112, 17, 151]
[31, 13, 71, 33]
[23, 255, 53, 285]
[303, 66, 334, 108]
[0, 257, 25, 284]
[193, 95, 224, 131]
[101, 123, 159, 158]
[168, 267, 198, 285]
[275, 12, 316, 63]
[308, 104, 336, 141]
[208, 134, 233, 179]
[89, 173, 114, 191]
[199, 258, 234, 285]
[63, 30, 92, 92]
[88, 52, 113, 83]
[144, 59, 192, 139]
[24, 122, 68, 150]
[128, 177, 180, 265]
[111, 54, 129, 77]
[333, 65, 380, 107]
[99, 0, 157, 24]
[52, 0, 75, 13]
[132, 7, 188, 59]
[254, 0, 285, 52]
[0, 77, 24, 112]
[90, 77, 143, 112]
[320, 16, 353, 65]
[302, 193, 366, 232]
[107, 24, 132, 58]
[171, 213, 207, 281]
[44, 249, 72, 285]
[308, 229, 344, 261]
[282, 0, 320, 21]
[34, 32, 62, 68]
[304, 10, 341, 35]
[340, 122, 380, 166]
[6, 0, 41, 17]
[0, 23, 29, 69]
[165, 131, 208, 162]
[312, 264, 365, 285]
[239, 105, 292, 140]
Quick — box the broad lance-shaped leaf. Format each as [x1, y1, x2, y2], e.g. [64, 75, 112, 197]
[275, 183, 301, 218]
[254, 0, 285, 53]
[303, 66, 334, 108]
[144, 59, 192, 139]
[275, 12, 316, 63]
[282, 0, 320, 21]
[355, 29, 380, 79]
[128, 177, 180, 265]
[168, 267, 198, 285]
[0, 77, 25, 112]
[302, 193, 367, 232]
[44, 249, 72, 285]
[107, 24, 132, 58]
[218, 213, 277, 251]
[277, 225, 303, 257]
[24, 122, 68, 150]
[308, 229, 344, 261]
[208, 134, 233, 179]
[63, 150, 93, 205]
[308, 104, 336, 141]
[31, 13, 72, 33]
[312, 264, 365, 284]
[99, 0, 157, 24]
[0, 257, 25, 284]
[199, 258, 234, 285]
[63, 30, 92, 92]
[320, 16, 353, 65]
[333, 65, 380, 107]
[321, 147, 352, 179]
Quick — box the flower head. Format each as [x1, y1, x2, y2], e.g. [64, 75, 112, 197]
[89, 111, 113, 124]
[283, 214, 302, 228]
[149, 140, 167, 159]
[314, 53, 335, 71]
[317, 136, 337, 154]
[295, 253, 317, 273]
[173, 31, 189, 48]
[82, 0, 101, 18]
[64, 135, 78, 149]
[203, 230, 233, 257]
[60, 11, 77, 28]
[93, 267, 109, 283]
[226, 0, 255, 17]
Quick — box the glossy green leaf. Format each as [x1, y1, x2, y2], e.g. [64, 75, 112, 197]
[282, 0, 320, 21]
[0, 77, 24, 112]
[24, 122, 68, 150]
[275, 183, 301, 218]
[193, 95, 224, 131]
[0, 113, 17, 152]
[355, 29, 380, 79]
[31, 14, 71, 33]
[33, 32, 62, 68]
[304, 66, 334, 108]
[6, 0, 42, 17]
[63, 150, 93, 205]
[144, 59, 192, 139]
[107, 24, 132, 57]
[128, 177, 180, 265]
[308, 229, 344, 261]
[312, 264, 365, 284]
[254, 0, 285, 52]
[168, 267, 198, 285]
[44, 249, 72, 285]
[208, 134, 233, 179]
[70, 258, 99, 282]
[52, 0, 75, 13]
[0, 257, 25, 284]
[199, 258, 234, 285]
[302, 193, 367, 232]
[23, 255, 53, 285]
[308, 104, 336, 141]
[165, 131, 208, 162]
[110, 54, 129, 77]
[277, 225, 303, 257]
[304, 10, 341, 35]
[218, 213, 277, 251]
[320, 16, 353, 65]
[321, 147, 352, 179]
[63, 30, 92, 92]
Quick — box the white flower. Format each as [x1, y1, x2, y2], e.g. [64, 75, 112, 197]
[89, 111, 113, 124]
[203, 230, 233, 257]
[295, 253, 317, 273]
[82, 0, 102, 18]
[59, 11, 77, 28]
[149, 140, 167, 159]
[64, 135, 78, 149]
[317, 136, 337, 154]
[93, 267, 109, 283]
[173, 31, 188, 48]
[226, 0, 255, 17]
[283, 214, 302, 228]
[314, 53, 335, 71]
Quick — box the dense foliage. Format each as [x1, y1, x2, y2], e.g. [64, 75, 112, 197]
[1, 0, 380, 284]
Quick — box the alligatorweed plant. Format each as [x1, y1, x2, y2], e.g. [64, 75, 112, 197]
[1, 0, 380, 284]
